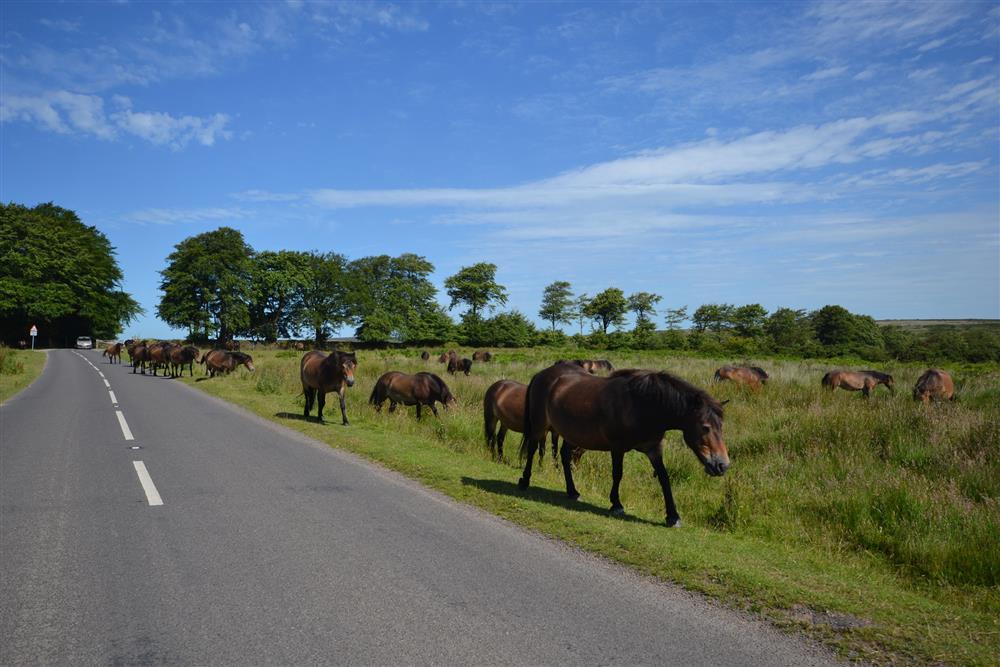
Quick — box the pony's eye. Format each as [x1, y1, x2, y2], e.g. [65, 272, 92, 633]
[701, 425, 711, 434]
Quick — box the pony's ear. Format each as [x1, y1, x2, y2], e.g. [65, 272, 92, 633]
[720, 399, 731, 406]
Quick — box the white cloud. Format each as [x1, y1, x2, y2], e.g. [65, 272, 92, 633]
[126, 207, 248, 225]
[0, 90, 232, 149]
[802, 65, 848, 81]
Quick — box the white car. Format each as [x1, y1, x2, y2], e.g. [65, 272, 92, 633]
[75, 336, 93, 349]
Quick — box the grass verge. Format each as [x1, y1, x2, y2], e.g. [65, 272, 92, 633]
[0, 347, 47, 405]
[178, 348, 999, 665]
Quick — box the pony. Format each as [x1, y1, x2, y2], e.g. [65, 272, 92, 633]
[169, 345, 200, 378]
[300, 350, 357, 425]
[131, 343, 150, 374]
[558, 359, 615, 374]
[201, 350, 255, 377]
[369, 371, 456, 419]
[913, 369, 954, 404]
[518, 366, 729, 527]
[483, 379, 572, 463]
[447, 357, 473, 376]
[822, 370, 894, 397]
[472, 350, 493, 362]
[420, 350, 430, 361]
[102, 342, 123, 364]
[714, 365, 768, 389]
[147, 342, 174, 377]
[438, 350, 457, 364]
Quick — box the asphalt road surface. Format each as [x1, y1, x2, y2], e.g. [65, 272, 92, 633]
[1, 349, 839, 665]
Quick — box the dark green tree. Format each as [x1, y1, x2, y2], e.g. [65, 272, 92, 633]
[573, 293, 590, 334]
[628, 291, 662, 327]
[297, 252, 351, 345]
[348, 254, 449, 342]
[583, 288, 628, 334]
[811, 305, 859, 347]
[157, 227, 253, 342]
[443, 262, 508, 317]
[0, 202, 142, 345]
[732, 303, 768, 338]
[692, 303, 735, 333]
[765, 307, 813, 351]
[663, 305, 688, 330]
[248, 250, 313, 343]
[538, 280, 574, 330]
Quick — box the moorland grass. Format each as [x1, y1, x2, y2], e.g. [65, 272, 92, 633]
[0, 347, 46, 404]
[178, 347, 1000, 665]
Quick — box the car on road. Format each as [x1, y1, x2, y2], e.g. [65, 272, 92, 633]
[75, 336, 93, 349]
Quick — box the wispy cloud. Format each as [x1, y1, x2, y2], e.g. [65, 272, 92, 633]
[125, 207, 249, 225]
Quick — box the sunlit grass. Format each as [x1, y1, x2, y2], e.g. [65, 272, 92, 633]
[0, 347, 46, 404]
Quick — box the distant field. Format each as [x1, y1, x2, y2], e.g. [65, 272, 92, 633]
[175, 347, 999, 666]
[878, 319, 1000, 331]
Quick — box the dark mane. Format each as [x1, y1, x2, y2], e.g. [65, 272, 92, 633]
[863, 370, 892, 381]
[614, 369, 723, 422]
[750, 366, 769, 380]
[230, 351, 252, 363]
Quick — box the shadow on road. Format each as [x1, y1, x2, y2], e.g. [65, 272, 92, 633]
[460, 476, 661, 527]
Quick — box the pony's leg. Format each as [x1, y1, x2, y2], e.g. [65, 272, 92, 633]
[647, 451, 681, 527]
[303, 387, 314, 418]
[388, 401, 397, 413]
[316, 391, 326, 423]
[496, 426, 507, 460]
[430, 402, 440, 418]
[416, 404, 422, 420]
[338, 390, 348, 425]
[550, 431, 560, 463]
[862, 382, 872, 398]
[518, 437, 539, 489]
[609, 449, 625, 515]
[561, 441, 580, 501]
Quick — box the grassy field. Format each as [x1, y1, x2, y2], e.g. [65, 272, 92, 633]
[0, 347, 47, 404]
[174, 347, 999, 665]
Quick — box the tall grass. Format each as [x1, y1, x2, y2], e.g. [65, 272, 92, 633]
[207, 347, 999, 590]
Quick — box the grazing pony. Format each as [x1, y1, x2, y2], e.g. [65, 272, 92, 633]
[448, 357, 473, 376]
[201, 350, 256, 377]
[472, 350, 493, 362]
[300, 350, 357, 424]
[169, 345, 200, 377]
[913, 369, 954, 404]
[483, 379, 571, 463]
[822, 370, 894, 397]
[438, 350, 457, 364]
[103, 342, 123, 364]
[519, 367, 729, 527]
[420, 350, 430, 361]
[369, 371, 456, 419]
[714, 365, 769, 389]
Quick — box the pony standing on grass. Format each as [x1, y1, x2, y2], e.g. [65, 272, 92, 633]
[913, 369, 955, 404]
[369, 371, 455, 419]
[519, 366, 729, 528]
[714, 365, 769, 390]
[300, 350, 356, 425]
[822, 370, 894, 397]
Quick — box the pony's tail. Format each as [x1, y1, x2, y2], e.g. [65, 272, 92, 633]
[483, 390, 495, 449]
[713, 368, 722, 381]
[368, 383, 379, 405]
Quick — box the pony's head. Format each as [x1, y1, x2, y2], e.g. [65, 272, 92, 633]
[339, 352, 356, 387]
[233, 352, 255, 372]
[682, 394, 730, 477]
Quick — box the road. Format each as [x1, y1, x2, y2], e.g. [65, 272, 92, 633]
[1, 349, 837, 665]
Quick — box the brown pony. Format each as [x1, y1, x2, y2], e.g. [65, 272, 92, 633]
[483, 379, 571, 463]
[420, 350, 430, 361]
[822, 370, 894, 397]
[519, 367, 729, 527]
[300, 350, 357, 424]
[131, 343, 150, 374]
[102, 342, 123, 364]
[438, 350, 458, 364]
[913, 369, 954, 404]
[146, 342, 174, 377]
[201, 350, 255, 377]
[448, 357, 473, 376]
[169, 345, 200, 378]
[369, 371, 456, 419]
[472, 350, 493, 362]
[714, 365, 768, 389]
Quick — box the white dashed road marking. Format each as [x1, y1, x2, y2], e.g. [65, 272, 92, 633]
[132, 461, 163, 506]
[116, 410, 134, 441]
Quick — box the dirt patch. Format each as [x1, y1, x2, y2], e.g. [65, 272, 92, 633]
[788, 604, 874, 631]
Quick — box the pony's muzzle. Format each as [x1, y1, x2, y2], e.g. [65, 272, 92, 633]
[345, 377, 355, 387]
[705, 456, 729, 476]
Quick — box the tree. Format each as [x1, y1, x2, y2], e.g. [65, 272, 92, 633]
[731, 303, 768, 338]
[628, 291, 662, 328]
[572, 293, 590, 334]
[539, 280, 574, 330]
[443, 262, 508, 317]
[583, 288, 628, 334]
[298, 252, 351, 345]
[248, 250, 312, 343]
[348, 253, 448, 343]
[157, 227, 253, 342]
[663, 305, 688, 330]
[0, 202, 142, 346]
[811, 305, 858, 347]
[692, 303, 735, 333]
[765, 307, 812, 351]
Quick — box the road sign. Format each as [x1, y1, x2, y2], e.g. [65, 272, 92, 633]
[29, 325, 37, 349]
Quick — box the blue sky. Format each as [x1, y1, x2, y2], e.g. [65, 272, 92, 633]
[2, 1, 998, 338]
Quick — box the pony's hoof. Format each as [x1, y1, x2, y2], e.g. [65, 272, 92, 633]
[665, 516, 682, 528]
[568, 492, 580, 501]
[610, 506, 625, 517]
[517, 477, 529, 490]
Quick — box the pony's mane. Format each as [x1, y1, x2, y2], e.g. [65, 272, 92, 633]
[418, 372, 452, 399]
[863, 370, 892, 381]
[230, 351, 252, 362]
[613, 369, 723, 421]
[750, 366, 769, 379]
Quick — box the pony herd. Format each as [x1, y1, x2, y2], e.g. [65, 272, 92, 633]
[108, 340, 255, 379]
[713, 363, 955, 403]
